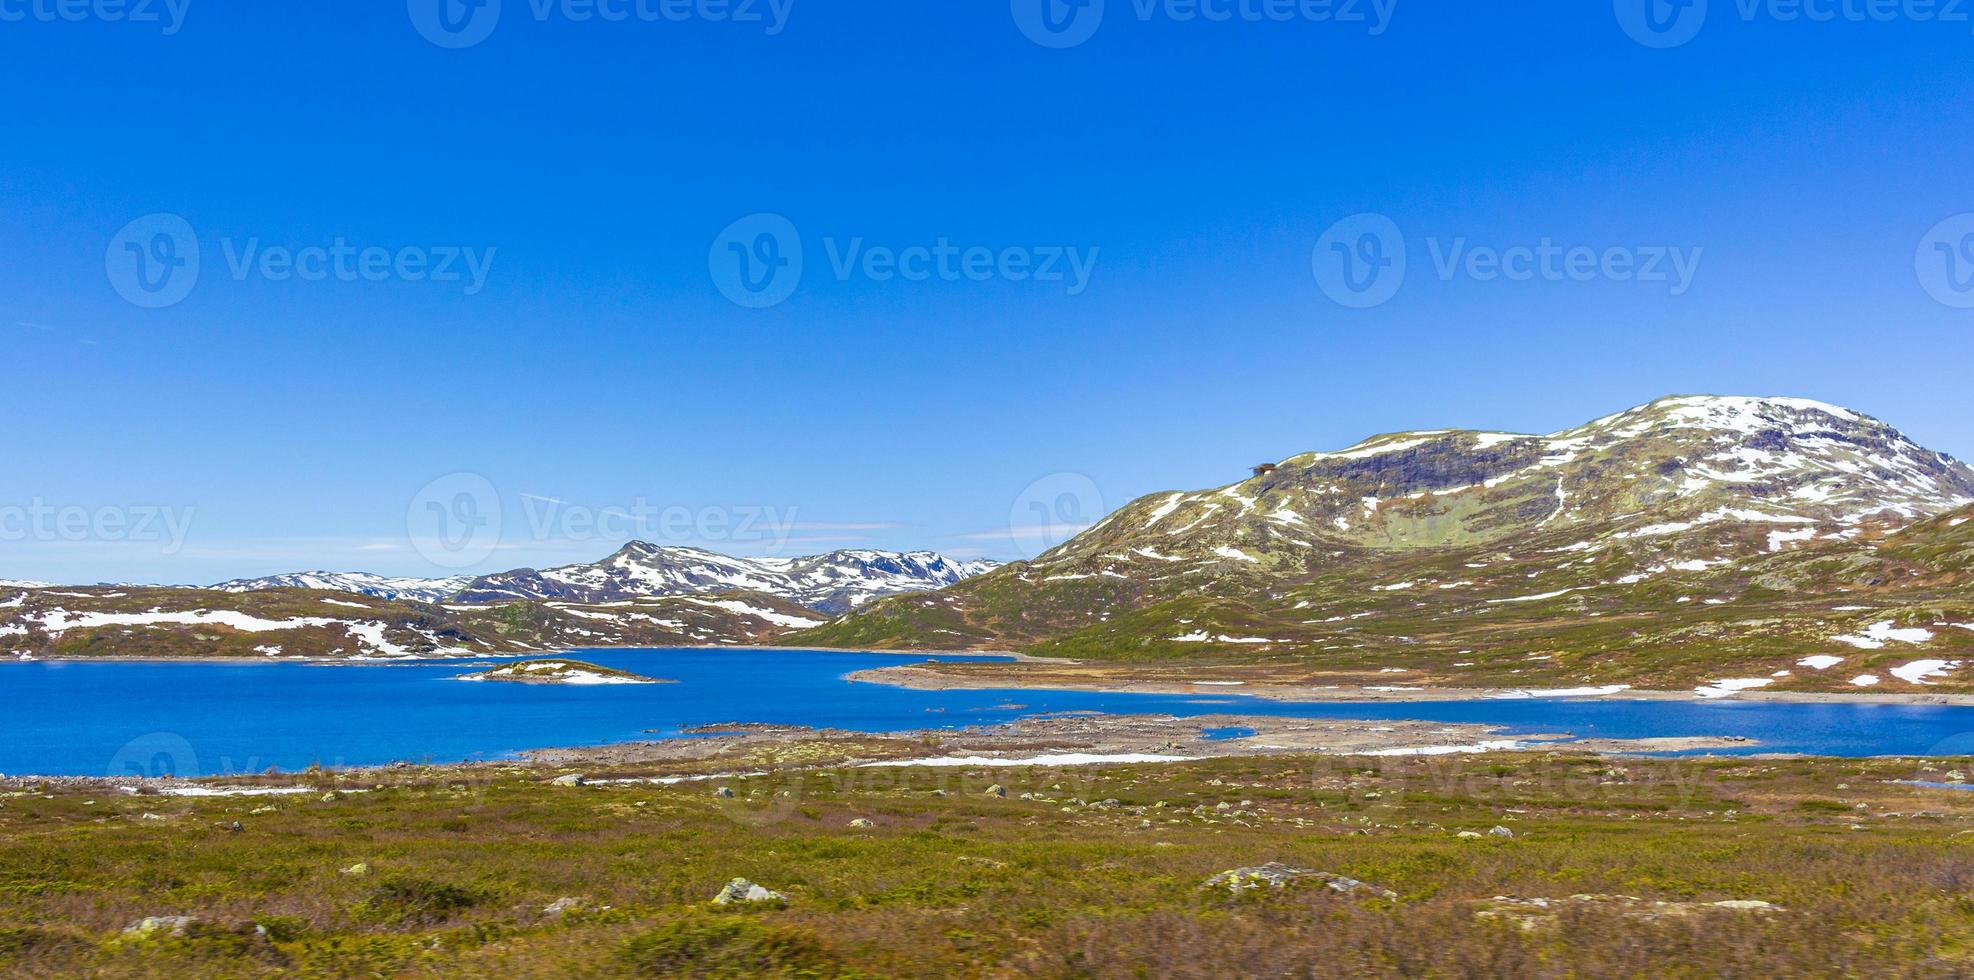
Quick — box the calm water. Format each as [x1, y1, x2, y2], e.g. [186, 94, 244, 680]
[6, 648, 1974, 776]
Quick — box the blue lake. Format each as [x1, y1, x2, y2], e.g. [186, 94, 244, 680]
[6, 648, 1974, 776]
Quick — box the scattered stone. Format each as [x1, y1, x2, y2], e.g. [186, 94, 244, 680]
[542, 897, 584, 918]
[121, 916, 200, 939]
[139, 813, 165, 821]
[225, 821, 244, 833]
[985, 784, 1006, 798]
[340, 863, 370, 876]
[249, 806, 277, 815]
[1457, 831, 1484, 839]
[1202, 863, 1397, 900]
[848, 818, 874, 828]
[713, 878, 788, 906]
[1489, 825, 1516, 838]
[550, 774, 585, 787]
[714, 786, 735, 799]
[1477, 894, 1782, 929]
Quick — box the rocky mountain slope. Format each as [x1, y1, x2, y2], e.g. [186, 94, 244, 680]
[799, 396, 1974, 693]
[451, 545, 997, 613]
[0, 585, 828, 661]
[210, 572, 475, 603]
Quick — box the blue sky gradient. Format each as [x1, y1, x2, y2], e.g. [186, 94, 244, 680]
[3, 1, 1971, 582]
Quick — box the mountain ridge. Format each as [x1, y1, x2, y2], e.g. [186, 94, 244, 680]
[796, 395, 1974, 693]
[208, 546, 997, 614]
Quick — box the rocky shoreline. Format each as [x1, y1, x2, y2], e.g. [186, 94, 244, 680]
[848, 662, 1974, 707]
[2, 712, 1757, 794]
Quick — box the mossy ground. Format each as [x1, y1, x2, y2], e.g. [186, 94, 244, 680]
[6, 752, 1974, 976]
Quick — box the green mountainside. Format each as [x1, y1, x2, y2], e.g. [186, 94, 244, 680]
[798, 396, 1974, 692]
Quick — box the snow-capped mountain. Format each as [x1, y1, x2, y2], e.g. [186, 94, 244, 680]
[453, 546, 998, 613]
[211, 572, 475, 604]
[804, 396, 1974, 659]
[1049, 394, 1974, 564]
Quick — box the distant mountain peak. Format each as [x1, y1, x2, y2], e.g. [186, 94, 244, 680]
[452, 547, 998, 613]
[210, 571, 474, 603]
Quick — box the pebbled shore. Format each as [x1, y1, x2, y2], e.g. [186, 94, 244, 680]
[848, 660, 1974, 706]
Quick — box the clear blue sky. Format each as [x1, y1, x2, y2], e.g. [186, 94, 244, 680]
[3, 2, 1971, 583]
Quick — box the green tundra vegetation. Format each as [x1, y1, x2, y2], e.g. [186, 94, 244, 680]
[4, 750, 1974, 977]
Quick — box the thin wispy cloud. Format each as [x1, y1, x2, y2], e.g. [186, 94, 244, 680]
[956, 523, 1094, 541]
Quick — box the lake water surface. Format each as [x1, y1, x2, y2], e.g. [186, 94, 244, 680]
[6, 648, 1974, 777]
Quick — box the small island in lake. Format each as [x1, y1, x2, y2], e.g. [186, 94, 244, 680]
[455, 659, 672, 686]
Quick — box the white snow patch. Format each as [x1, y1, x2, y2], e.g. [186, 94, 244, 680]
[1832, 621, 1935, 650]
[1694, 678, 1774, 699]
[1356, 739, 1524, 757]
[863, 753, 1199, 768]
[1144, 493, 1186, 527]
[1488, 686, 1631, 699]
[1487, 588, 1586, 604]
[1890, 660, 1960, 686]
[682, 598, 826, 629]
[1797, 655, 1844, 671]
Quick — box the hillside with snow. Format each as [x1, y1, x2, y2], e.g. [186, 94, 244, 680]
[452, 546, 997, 613]
[211, 572, 476, 604]
[801, 396, 1974, 693]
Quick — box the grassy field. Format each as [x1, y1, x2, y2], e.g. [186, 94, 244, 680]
[5, 751, 1974, 977]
